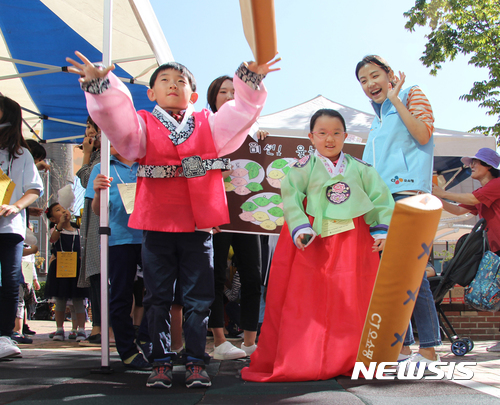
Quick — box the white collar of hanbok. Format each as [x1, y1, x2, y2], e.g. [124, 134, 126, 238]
[153, 103, 195, 132]
[315, 150, 346, 178]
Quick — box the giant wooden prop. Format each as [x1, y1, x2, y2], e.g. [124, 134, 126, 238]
[357, 194, 442, 366]
[240, 0, 277, 64]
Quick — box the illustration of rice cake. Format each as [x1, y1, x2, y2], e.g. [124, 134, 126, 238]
[266, 158, 295, 188]
[239, 192, 284, 231]
[224, 159, 265, 195]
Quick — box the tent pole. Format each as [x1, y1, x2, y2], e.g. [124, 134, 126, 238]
[96, 0, 113, 373]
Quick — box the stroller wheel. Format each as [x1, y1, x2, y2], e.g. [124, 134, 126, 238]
[451, 340, 468, 356]
[462, 337, 474, 352]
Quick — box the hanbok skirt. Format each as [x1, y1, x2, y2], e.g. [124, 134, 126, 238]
[241, 216, 380, 382]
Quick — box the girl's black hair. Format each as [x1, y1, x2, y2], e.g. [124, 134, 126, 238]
[206, 75, 232, 112]
[46, 202, 60, 224]
[478, 159, 500, 178]
[310, 109, 347, 132]
[149, 62, 196, 92]
[26, 139, 47, 161]
[87, 115, 99, 132]
[0, 95, 28, 160]
[355, 55, 396, 86]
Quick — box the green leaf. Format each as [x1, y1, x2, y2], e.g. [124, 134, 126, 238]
[283, 166, 291, 175]
[224, 176, 231, 183]
[270, 194, 283, 205]
[268, 207, 284, 217]
[253, 197, 270, 207]
[272, 159, 288, 169]
[241, 202, 258, 212]
[247, 182, 263, 192]
[245, 161, 260, 171]
[248, 167, 260, 179]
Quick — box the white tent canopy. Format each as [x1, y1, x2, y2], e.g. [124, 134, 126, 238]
[258, 95, 496, 156]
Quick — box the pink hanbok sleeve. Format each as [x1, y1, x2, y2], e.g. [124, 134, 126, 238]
[209, 72, 267, 157]
[84, 73, 147, 161]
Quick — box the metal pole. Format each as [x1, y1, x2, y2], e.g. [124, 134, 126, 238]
[99, 0, 113, 370]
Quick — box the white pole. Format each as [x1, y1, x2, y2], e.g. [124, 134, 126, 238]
[99, 0, 113, 369]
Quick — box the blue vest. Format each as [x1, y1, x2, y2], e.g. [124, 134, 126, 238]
[362, 86, 434, 194]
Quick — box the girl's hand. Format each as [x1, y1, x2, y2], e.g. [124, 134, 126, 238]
[59, 211, 70, 224]
[246, 57, 281, 75]
[372, 239, 386, 252]
[256, 130, 269, 140]
[66, 51, 115, 84]
[93, 174, 112, 193]
[28, 207, 44, 217]
[295, 233, 312, 251]
[36, 161, 51, 172]
[0, 204, 21, 217]
[387, 71, 406, 104]
[82, 136, 95, 154]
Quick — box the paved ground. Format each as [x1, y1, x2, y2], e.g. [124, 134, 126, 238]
[1, 320, 500, 404]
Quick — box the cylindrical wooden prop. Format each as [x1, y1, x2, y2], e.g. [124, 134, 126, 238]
[239, 0, 278, 65]
[357, 194, 442, 366]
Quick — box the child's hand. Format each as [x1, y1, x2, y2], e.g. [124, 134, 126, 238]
[246, 57, 281, 75]
[387, 71, 406, 103]
[28, 207, 44, 217]
[256, 130, 269, 140]
[59, 211, 70, 224]
[295, 233, 312, 251]
[36, 161, 51, 172]
[66, 51, 115, 85]
[93, 174, 112, 193]
[372, 239, 386, 252]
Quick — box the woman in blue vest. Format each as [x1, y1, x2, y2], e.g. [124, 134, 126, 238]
[356, 55, 441, 370]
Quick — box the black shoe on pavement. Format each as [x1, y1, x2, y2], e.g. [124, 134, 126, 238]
[22, 325, 36, 335]
[124, 353, 152, 371]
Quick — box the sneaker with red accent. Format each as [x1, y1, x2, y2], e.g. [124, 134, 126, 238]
[146, 362, 173, 388]
[185, 361, 211, 388]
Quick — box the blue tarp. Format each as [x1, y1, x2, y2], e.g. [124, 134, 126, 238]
[0, 0, 154, 141]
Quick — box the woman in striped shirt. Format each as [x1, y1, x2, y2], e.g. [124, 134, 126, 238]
[356, 55, 441, 371]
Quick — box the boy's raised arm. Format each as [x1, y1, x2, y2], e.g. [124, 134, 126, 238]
[67, 52, 147, 161]
[210, 58, 280, 156]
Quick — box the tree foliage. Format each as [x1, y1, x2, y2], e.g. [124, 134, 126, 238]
[404, 0, 500, 139]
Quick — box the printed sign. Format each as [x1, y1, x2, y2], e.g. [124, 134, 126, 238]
[221, 135, 363, 234]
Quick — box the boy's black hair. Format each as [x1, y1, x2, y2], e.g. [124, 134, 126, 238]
[310, 109, 347, 132]
[149, 62, 197, 92]
[478, 159, 500, 178]
[206, 75, 232, 112]
[26, 139, 47, 161]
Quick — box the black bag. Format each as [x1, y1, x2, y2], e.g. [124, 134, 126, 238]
[442, 218, 488, 287]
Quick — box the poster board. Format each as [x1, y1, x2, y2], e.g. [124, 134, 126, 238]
[221, 135, 364, 234]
